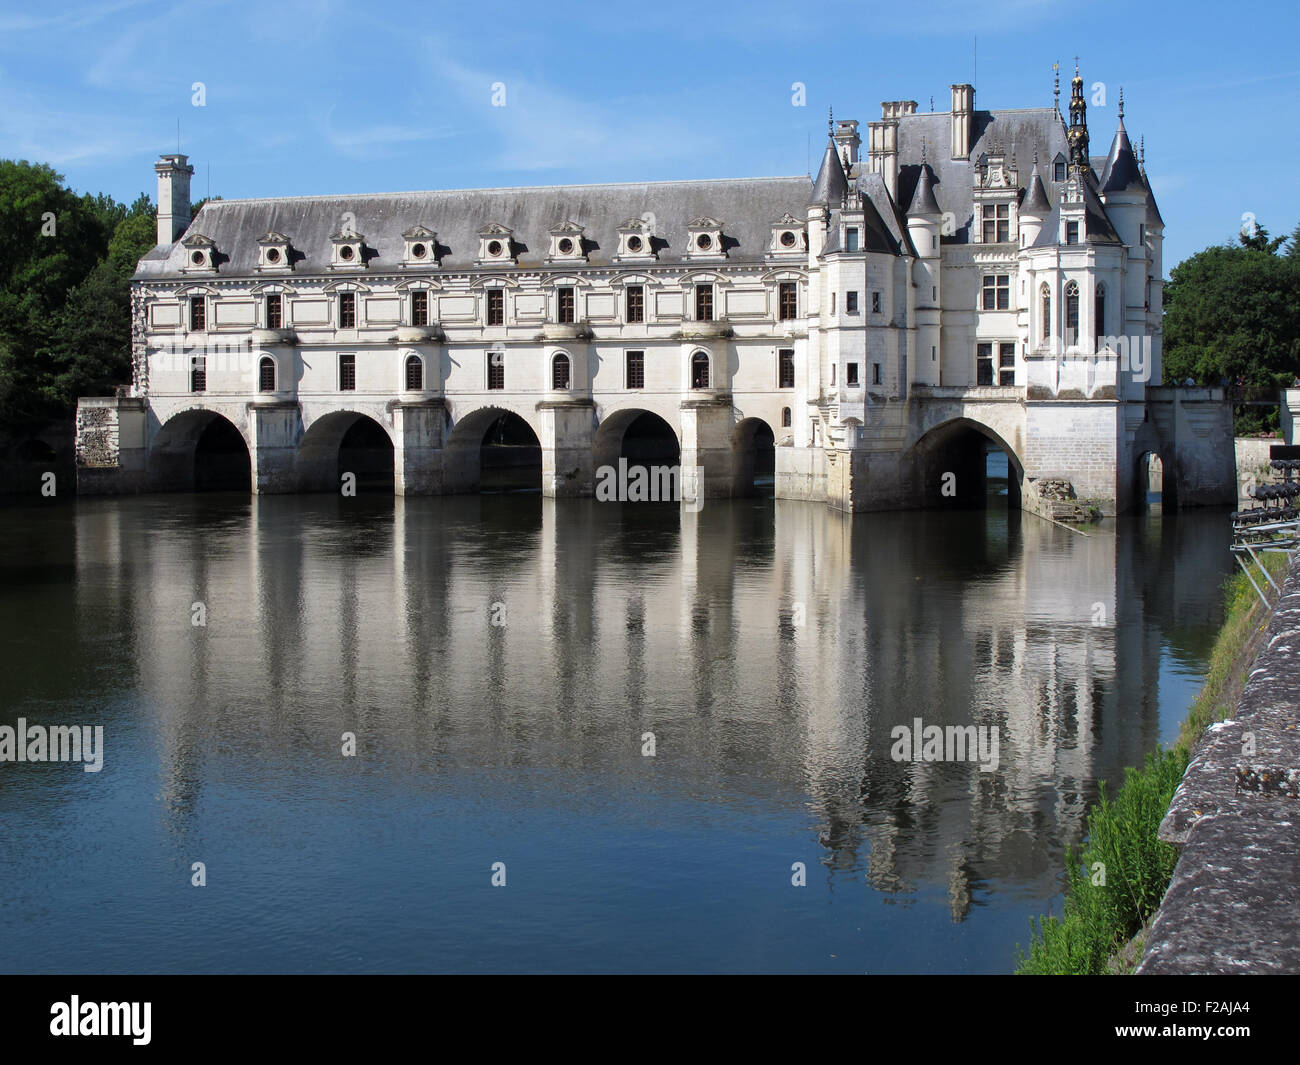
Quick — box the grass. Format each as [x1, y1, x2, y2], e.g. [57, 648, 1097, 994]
[1015, 552, 1291, 975]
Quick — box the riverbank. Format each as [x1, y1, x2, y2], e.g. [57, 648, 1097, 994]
[1016, 552, 1289, 975]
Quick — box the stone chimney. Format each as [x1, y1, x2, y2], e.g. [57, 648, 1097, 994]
[155, 154, 194, 245]
[833, 119, 861, 166]
[867, 102, 914, 202]
[950, 84, 974, 160]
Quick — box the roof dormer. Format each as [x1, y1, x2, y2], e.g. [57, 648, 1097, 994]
[256, 231, 292, 272]
[614, 217, 656, 262]
[402, 225, 439, 267]
[546, 220, 588, 263]
[181, 233, 218, 273]
[330, 230, 366, 269]
[477, 222, 517, 265]
[767, 214, 807, 258]
[685, 217, 726, 260]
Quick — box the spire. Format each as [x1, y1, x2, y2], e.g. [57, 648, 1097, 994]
[810, 124, 848, 206]
[1021, 156, 1052, 216]
[1139, 134, 1146, 175]
[1066, 59, 1090, 174]
[1099, 95, 1142, 194]
[1053, 61, 1060, 115]
[1118, 87, 1125, 122]
[907, 161, 941, 217]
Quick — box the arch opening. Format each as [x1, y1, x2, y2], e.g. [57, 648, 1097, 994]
[445, 407, 542, 494]
[732, 417, 775, 497]
[912, 417, 1023, 510]
[1136, 449, 1170, 513]
[150, 409, 251, 493]
[594, 410, 681, 476]
[299, 412, 394, 494]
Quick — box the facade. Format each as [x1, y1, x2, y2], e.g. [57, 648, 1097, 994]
[76, 67, 1235, 513]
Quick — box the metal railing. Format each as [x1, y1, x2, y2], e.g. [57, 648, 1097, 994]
[1231, 457, 1300, 609]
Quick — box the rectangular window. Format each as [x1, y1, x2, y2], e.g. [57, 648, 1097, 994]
[846, 291, 859, 314]
[981, 274, 1010, 311]
[982, 203, 1009, 243]
[189, 296, 206, 332]
[846, 362, 859, 386]
[778, 281, 798, 321]
[339, 353, 356, 391]
[1066, 221, 1079, 245]
[694, 284, 713, 321]
[830, 363, 836, 386]
[339, 292, 356, 329]
[189, 355, 206, 392]
[830, 292, 836, 314]
[976, 343, 994, 386]
[998, 342, 1016, 386]
[487, 289, 504, 326]
[265, 294, 282, 329]
[626, 350, 645, 389]
[487, 352, 505, 390]
[411, 291, 428, 327]
[557, 287, 575, 324]
[871, 291, 882, 313]
[846, 227, 859, 253]
[626, 285, 644, 323]
[778, 348, 795, 389]
[872, 363, 882, 386]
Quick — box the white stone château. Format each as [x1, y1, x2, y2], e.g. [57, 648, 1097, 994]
[76, 68, 1235, 512]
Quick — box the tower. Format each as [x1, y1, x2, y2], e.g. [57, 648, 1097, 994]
[155, 154, 195, 246]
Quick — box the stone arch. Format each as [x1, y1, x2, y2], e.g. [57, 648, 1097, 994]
[444, 405, 542, 494]
[910, 416, 1024, 509]
[593, 408, 681, 476]
[149, 407, 252, 492]
[298, 410, 395, 494]
[731, 416, 776, 496]
[1130, 421, 1174, 512]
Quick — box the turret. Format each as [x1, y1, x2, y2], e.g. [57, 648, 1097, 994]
[1019, 156, 1052, 248]
[907, 158, 943, 386]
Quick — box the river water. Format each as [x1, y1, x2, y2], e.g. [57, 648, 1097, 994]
[0, 491, 1234, 973]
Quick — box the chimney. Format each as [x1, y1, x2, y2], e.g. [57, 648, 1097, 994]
[866, 101, 914, 202]
[155, 154, 194, 245]
[950, 84, 973, 160]
[833, 119, 861, 166]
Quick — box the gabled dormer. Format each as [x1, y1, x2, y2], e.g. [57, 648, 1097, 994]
[330, 229, 366, 269]
[973, 142, 1019, 245]
[546, 220, 588, 263]
[477, 222, 516, 265]
[402, 225, 439, 267]
[256, 231, 292, 272]
[685, 217, 726, 260]
[767, 214, 807, 258]
[180, 233, 218, 273]
[614, 217, 656, 261]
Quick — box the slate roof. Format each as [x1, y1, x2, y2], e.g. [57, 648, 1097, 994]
[821, 171, 914, 256]
[1021, 160, 1052, 215]
[134, 176, 815, 279]
[906, 163, 941, 217]
[810, 136, 849, 206]
[1031, 172, 1123, 246]
[1099, 119, 1143, 194]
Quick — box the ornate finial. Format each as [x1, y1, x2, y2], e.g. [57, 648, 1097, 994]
[1073, 56, 1080, 77]
[1053, 61, 1060, 113]
[1118, 87, 1124, 120]
[1139, 134, 1146, 172]
[828, 106, 834, 138]
[921, 136, 927, 164]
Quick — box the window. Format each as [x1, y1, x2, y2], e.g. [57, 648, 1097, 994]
[690, 350, 710, 389]
[982, 203, 1010, 243]
[778, 281, 798, 321]
[1095, 283, 1106, 342]
[411, 291, 428, 327]
[873, 363, 882, 386]
[338, 353, 355, 391]
[846, 227, 859, 253]
[1066, 221, 1079, 245]
[339, 292, 356, 329]
[557, 286, 575, 324]
[1053, 155, 1066, 182]
[190, 354, 206, 392]
[830, 292, 836, 314]
[694, 284, 713, 321]
[981, 274, 1010, 311]
[1064, 281, 1080, 347]
[778, 348, 795, 389]
[830, 363, 836, 385]
[781, 407, 791, 428]
[487, 289, 504, 326]
[1040, 283, 1051, 344]
[977, 342, 994, 386]
[932, 345, 936, 361]
[405, 354, 423, 391]
[1139, 223, 1146, 247]
[626, 350, 644, 390]
[552, 353, 571, 390]
[871, 291, 881, 313]
[487, 352, 505, 390]
[846, 362, 859, 386]
[189, 296, 206, 332]
[258, 356, 275, 392]
[626, 285, 644, 323]
[266, 294, 282, 329]
[846, 291, 859, 313]
[998, 342, 1016, 386]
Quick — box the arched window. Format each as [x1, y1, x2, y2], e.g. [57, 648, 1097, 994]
[552, 352, 571, 390]
[1064, 281, 1080, 348]
[1094, 283, 1106, 346]
[258, 356, 276, 392]
[781, 407, 791, 428]
[405, 354, 423, 391]
[690, 351, 710, 389]
[1039, 283, 1051, 346]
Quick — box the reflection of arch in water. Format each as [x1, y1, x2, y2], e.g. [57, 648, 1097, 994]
[298, 411, 394, 494]
[444, 406, 542, 494]
[150, 408, 252, 492]
[910, 416, 1024, 509]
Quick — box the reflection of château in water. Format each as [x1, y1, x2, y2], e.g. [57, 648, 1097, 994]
[64, 496, 1230, 921]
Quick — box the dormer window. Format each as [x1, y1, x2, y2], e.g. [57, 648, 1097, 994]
[330, 230, 366, 269]
[768, 214, 806, 257]
[478, 223, 516, 265]
[685, 217, 726, 260]
[181, 233, 217, 273]
[547, 221, 587, 263]
[615, 217, 656, 261]
[1053, 153, 1066, 183]
[982, 204, 1010, 243]
[256, 231, 292, 271]
[402, 225, 438, 267]
[845, 227, 860, 253]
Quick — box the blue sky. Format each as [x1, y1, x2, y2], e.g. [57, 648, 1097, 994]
[2, 0, 1297, 269]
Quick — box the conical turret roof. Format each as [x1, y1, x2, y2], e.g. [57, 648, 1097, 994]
[810, 135, 848, 206]
[1021, 159, 1052, 216]
[1099, 116, 1143, 194]
[906, 162, 941, 217]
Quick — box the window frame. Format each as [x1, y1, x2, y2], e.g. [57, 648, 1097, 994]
[265, 293, 282, 330]
[338, 352, 356, 392]
[338, 292, 356, 329]
[556, 286, 576, 325]
[625, 285, 645, 324]
[189, 295, 206, 332]
[411, 290, 429, 327]
[487, 351, 505, 390]
[778, 348, 795, 389]
[486, 288, 505, 327]
[694, 283, 714, 322]
[690, 350, 710, 389]
[258, 355, 276, 393]
[625, 349, 645, 390]
[404, 353, 423, 391]
[778, 281, 798, 321]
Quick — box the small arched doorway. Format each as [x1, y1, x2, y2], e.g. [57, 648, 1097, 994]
[732, 418, 775, 497]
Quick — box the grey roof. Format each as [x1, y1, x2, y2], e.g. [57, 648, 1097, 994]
[821, 171, 913, 256]
[1143, 171, 1166, 228]
[1032, 172, 1123, 247]
[134, 176, 814, 278]
[810, 137, 849, 206]
[906, 163, 941, 216]
[1021, 160, 1052, 215]
[1099, 118, 1143, 195]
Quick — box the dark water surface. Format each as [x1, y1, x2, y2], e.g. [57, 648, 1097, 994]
[0, 492, 1234, 973]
